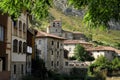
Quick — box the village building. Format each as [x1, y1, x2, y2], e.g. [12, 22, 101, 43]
[87, 46, 120, 61]
[62, 30, 88, 41]
[11, 13, 27, 80]
[35, 31, 65, 73]
[64, 40, 93, 57]
[47, 20, 62, 37]
[47, 20, 87, 41]
[26, 28, 36, 75]
[0, 13, 11, 80]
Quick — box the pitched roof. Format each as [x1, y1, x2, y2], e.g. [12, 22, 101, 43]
[87, 46, 120, 54]
[36, 31, 65, 40]
[64, 40, 92, 45]
[73, 32, 83, 34]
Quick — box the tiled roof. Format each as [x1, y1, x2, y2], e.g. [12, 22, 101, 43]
[87, 46, 120, 54]
[36, 30, 65, 40]
[64, 40, 92, 44]
[73, 32, 83, 34]
[53, 20, 61, 22]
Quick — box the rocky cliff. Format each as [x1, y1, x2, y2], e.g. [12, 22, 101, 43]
[53, 0, 120, 30]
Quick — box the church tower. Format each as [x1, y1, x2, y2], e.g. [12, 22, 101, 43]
[47, 20, 62, 36]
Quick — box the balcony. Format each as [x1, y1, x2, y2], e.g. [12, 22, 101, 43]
[0, 71, 10, 80]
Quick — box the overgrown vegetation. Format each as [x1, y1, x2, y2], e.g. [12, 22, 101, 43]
[74, 44, 94, 61]
[88, 56, 120, 77]
[48, 8, 120, 49]
[69, 0, 120, 27]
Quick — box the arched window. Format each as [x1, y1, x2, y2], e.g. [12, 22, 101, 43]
[13, 20, 18, 28]
[19, 41, 22, 53]
[23, 23, 26, 32]
[13, 39, 18, 52]
[19, 21, 22, 31]
[23, 42, 26, 53]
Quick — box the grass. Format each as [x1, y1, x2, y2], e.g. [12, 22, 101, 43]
[40, 7, 120, 48]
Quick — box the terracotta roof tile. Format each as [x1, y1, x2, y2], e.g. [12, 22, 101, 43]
[87, 46, 120, 54]
[64, 40, 92, 44]
[36, 30, 65, 40]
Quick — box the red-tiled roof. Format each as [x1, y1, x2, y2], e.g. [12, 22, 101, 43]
[36, 31, 65, 40]
[87, 46, 120, 54]
[64, 40, 92, 45]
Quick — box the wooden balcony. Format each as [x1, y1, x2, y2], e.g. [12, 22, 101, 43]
[0, 71, 10, 80]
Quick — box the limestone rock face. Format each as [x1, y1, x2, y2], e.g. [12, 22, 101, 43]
[53, 0, 84, 17]
[108, 19, 120, 30]
[53, 0, 120, 30]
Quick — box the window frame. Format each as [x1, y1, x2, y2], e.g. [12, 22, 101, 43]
[0, 25, 4, 41]
[13, 39, 18, 52]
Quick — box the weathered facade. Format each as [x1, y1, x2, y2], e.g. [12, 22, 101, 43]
[11, 13, 27, 80]
[64, 40, 93, 57]
[87, 46, 119, 61]
[47, 20, 62, 37]
[0, 13, 11, 80]
[47, 20, 87, 41]
[36, 31, 65, 73]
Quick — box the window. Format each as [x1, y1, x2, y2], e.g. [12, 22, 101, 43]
[39, 40, 41, 44]
[57, 22, 59, 26]
[0, 25, 4, 41]
[23, 42, 26, 53]
[51, 41, 54, 45]
[57, 42, 59, 48]
[51, 50, 53, 55]
[65, 62, 68, 66]
[14, 65, 16, 74]
[57, 61, 59, 66]
[51, 61, 53, 66]
[13, 20, 17, 28]
[13, 39, 18, 52]
[19, 21, 22, 31]
[21, 64, 24, 74]
[19, 41, 22, 53]
[23, 23, 26, 32]
[53, 22, 55, 27]
[57, 51, 59, 58]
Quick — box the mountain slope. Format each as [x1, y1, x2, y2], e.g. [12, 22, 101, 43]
[49, 8, 120, 48]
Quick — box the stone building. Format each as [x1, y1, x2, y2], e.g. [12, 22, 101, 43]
[87, 46, 120, 61]
[11, 13, 27, 80]
[35, 31, 65, 73]
[64, 40, 93, 57]
[47, 20, 62, 37]
[47, 20, 87, 41]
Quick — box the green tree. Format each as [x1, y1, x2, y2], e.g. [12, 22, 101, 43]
[74, 44, 86, 61]
[111, 57, 120, 70]
[32, 57, 47, 80]
[74, 44, 94, 61]
[0, 0, 52, 19]
[68, 0, 120, 27]
[93, 55, 109, 69]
